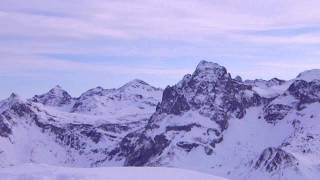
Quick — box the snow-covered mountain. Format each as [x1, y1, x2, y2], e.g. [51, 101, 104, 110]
[31, 85, 74, 108]
[71, 79, 162, 116]
[0, 80, 162, 168]
[1, 61, 320, 180]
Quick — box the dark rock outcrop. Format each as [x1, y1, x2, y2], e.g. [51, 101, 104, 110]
[264, 104, 292, 124]
[0, 115, 11, 137]
[121, 132, 170, 166]
[288, 80, 320, 110]
[254, 147, 298, 173]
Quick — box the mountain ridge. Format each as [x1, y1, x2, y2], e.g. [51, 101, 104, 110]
[0, 60, 320, 180]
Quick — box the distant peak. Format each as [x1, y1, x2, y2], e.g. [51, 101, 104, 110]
[52, 85, 63, 90]
[95, 86, 104, 90]
[6, 92, 23, 104]
[296, 69, 320, 82]
[56, 85, 61, 88]
[9, 93, 20, 100]
[121, 79, 150, 89]
[118, 79, 160, 92]
[127, 79, 149, 85]
[48, 85, 69, 95]
[10, 93, 18, 98]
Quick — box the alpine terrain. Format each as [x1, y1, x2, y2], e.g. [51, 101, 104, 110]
[1, 60, 320, 180]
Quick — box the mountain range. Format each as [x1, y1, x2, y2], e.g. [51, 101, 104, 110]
[1, 60, 320, 180]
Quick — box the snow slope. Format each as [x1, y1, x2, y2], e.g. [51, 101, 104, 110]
[0, 164, 227, 180]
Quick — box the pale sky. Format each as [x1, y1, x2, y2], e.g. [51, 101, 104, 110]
[1, 0, 320, 99]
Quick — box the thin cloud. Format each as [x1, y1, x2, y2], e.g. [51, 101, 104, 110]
[1, 0, 320, 42]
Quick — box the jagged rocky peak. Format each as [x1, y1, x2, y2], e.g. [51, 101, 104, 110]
[159, 60, 261, 117]
[192, 60, 230, 82]
[31, 85, 73, 106]
[0, 93, 34, 118]
[117, 61, 263, 167]
[296, 69, 320, 82]
[0, 93, 24, 109]
[9, 92, 19, 99]
[7, 93, 21, 103]
[0, 93, 24, 114]
[175, 61, 231, 92]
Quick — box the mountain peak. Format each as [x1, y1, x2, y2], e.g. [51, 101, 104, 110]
[54, 85, 62, 89]
[31, 85, 72, 106]
[196, 60, 225, 71]
[126, 79, 149, 86]
[49, 85, 65, 94]
[119, 79, 151, 90]
[193, 60, 229, 82]
[5, 93, 23, 105]
[296, 69, 320, 82]
[9, 93, 19, 99]
[0, 93, 24, 111]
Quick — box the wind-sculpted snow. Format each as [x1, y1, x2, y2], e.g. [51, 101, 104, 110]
[1, 61, 320, 180]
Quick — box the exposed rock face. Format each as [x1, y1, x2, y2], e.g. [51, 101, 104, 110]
[158, 86, 190, 115]
[0, 115, 11, 137]
[234, 75, 243, 82]
[263, 104, 292, 124]
[157, 61, 262, 124]
[288, 80, 320, 109]
[262, 79, 320, 124]
[118, 60, 263, 166]
[120, 133, 170, 166]
[254, 147, 298, 173]
[31, 85, 73, 106]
